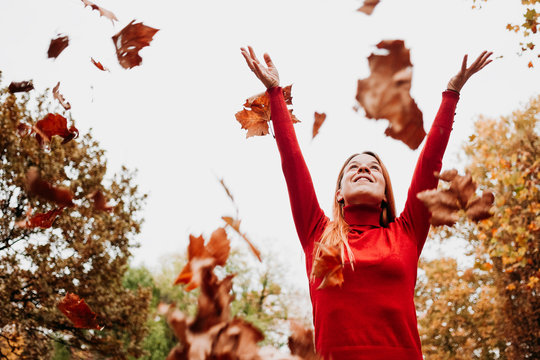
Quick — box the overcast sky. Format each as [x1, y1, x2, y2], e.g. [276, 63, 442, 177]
[1, 0, 538, 289]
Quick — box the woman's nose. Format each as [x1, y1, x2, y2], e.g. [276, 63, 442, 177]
[357, 165, 371, 173]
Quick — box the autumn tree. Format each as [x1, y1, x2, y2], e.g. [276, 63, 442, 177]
[0, 79, 151, 359]
[416, 95, 539, 359]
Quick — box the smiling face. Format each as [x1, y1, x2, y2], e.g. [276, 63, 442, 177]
[336, 153, 387, 207]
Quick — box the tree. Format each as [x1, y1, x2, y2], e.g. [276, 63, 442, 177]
[415, 95, 539, 359]
[0, 79, 151, 359]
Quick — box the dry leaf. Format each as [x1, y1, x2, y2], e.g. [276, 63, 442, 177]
[81, 0, 118, 23]
[235, 85, 299, 138]
[357, 0, 380, 15]
[57, 293, 102, 330]
[466, 191, 495, 221]
[17, 122, 31, 137]
[416, 189, 460, 226]
[112, 20, 159, 69]
[8, 80, 34, 93]
[222, 216, 262, 262]
[25, 167, 75, 207]
[91, 57, 109, 71]
[48, 35, 69, 59]
[312, 112, 326, 139]
[52, 82, 71, 110]
[355, 40, 425, 149]
[87, 190, 114, 212]
[15, 205, 64, 229]
[288, 320, 320, 360]
[33, 113, 79, 147]
[312, 242, 344, 289]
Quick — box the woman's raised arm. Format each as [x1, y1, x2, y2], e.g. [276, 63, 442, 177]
[240, 46, 326, 249]
[398, 51, 493, 257]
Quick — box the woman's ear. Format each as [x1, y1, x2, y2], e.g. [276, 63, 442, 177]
[336, 189, 343, 203]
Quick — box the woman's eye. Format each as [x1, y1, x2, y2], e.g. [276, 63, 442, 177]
[371, 166, 380, 170]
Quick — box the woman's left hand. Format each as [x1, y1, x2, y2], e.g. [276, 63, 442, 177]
[447, 51, 493, 93]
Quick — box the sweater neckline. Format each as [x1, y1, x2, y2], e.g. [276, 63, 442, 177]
[343, 204, 382, 227]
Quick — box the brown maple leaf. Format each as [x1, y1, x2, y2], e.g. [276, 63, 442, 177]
[174, 228, 231, 290]
[213, 318, 264, 359]
[52, 82, 71, 110]
[81, 0, 118, 23]
[8, 80, 34, 93]
[357, 0, 380, 15]
[15, 205, 65, 229]
[33, 113, 79, 147]
[25, 167, 75, 207]
[288, 320, 321, 360]
[235, 85, 300, 138]
[222, 216, 262, 262]
[112, 20, 159, 69]
[91, 57, 109, 71]
[417, 169, 494, 226]
[57, 293, 103, 330]
[311, 242, 344, 290]
[87, 190, 114, 212]
[48, 35, 69, 59]
[312, 112, 326, 139]
[355, 40, 425, 149]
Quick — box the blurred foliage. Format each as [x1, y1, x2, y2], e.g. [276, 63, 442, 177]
[416, 95, 539, 359]
[0, 83, 151, 359]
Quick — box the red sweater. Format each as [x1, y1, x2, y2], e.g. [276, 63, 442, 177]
[267, 86, 459, 360]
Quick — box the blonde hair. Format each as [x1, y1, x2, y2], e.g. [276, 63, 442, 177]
[311, 152, 396, 278]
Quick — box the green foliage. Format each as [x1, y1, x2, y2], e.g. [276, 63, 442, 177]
[0, 84, 151, 359]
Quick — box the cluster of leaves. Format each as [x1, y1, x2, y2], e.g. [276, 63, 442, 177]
[416, 95, 540, 359]
[472, 0, 539, 66]
[0, 81, 150, 358]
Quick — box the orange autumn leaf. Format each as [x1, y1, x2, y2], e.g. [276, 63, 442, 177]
[112, 20, 159, 69]
[357, 0, 380, 15]
[47, 35, 69, 59]
[312, 112, 326, 139]
[222, 216, 262, 262]
[8, 80, 34, 93]
[57, 293, 103, 330]
[87, 190, 114, 212]
[25, 167, 74, 207]
[91, 57, 109, 71]
[52, 82, 71, 110]
[16, 205, 64, 229]
[81, 0, 118, 24]
[416, 189, 460, 226]
[311, 242, 344, 290]
[33, 113, 79, 147]
[235, 84, 300, 138]
[528, 61, 534, 68]
[355, 40, 425, 149]
[174, 228, 231, 290]
[465, 191, 495, 222]
[289, 320, 321, 360]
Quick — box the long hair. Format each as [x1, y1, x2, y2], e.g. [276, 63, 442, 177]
[311, 151, 396, 279]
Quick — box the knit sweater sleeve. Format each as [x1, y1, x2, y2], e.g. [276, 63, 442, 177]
[267, 86, 326, 249]
[398, 90, 460, 257]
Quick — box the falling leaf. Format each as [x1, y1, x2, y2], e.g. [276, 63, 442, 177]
[81, 0, 118, 23]
[17, 122, 31, 137]
[87, 190, 114, 212]
[52, 82, 71, 110]
[288, 320, 321, 360]
[25, 167, 75, 207]
[8, 80, 34, 93]
[57, 293, 102, 330]
[47, 35, 69, 59]
[355, 40, 425, 149]
[91, 57, 109, 71]
[528, 61, 534, 68]
[112, 20, 159, 69]
[311, 242, 344, 289]
[33, 113, 79, 147]
[235, 85, 300, 138]
[174, 228, 231, 290]
[416, 189, 460, 226]
[312, 112, 326, 139]
[357, 0, 380, 15]
[15, 205, 64, 229]
[222, 216, 262, 262]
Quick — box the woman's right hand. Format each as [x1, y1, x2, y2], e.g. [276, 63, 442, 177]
[240, 45, 280, 89]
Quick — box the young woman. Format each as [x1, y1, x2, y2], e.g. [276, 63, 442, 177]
[241, 46, 492, 360]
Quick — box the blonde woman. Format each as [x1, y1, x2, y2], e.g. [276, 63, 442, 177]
[241, 46, 492, 360]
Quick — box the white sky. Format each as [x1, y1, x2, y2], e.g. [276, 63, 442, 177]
[1, 0, 538, 290]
